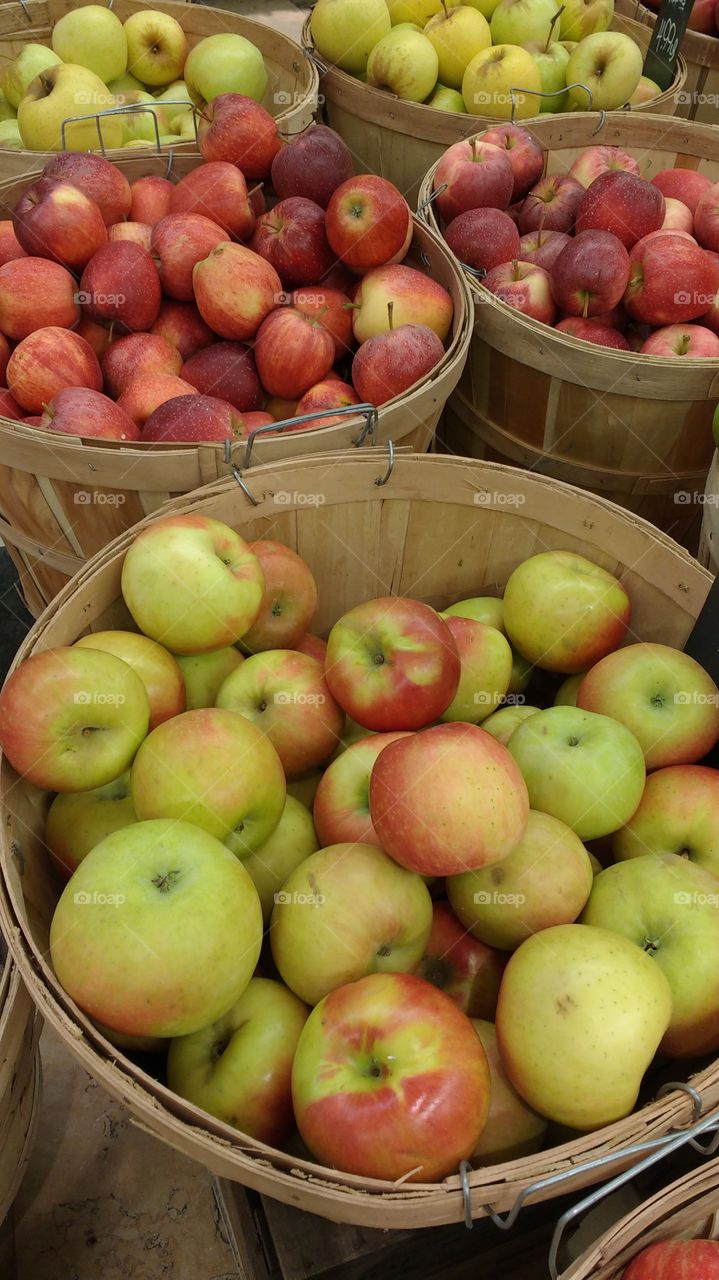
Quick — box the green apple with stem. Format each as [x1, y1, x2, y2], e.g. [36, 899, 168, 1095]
[527, 12, 571, 112]
[366, 28, 439, 102]
[52, 4, 128, 84]
[0, 43, 61, 110]
[311, 0, 391, 74]
[490, 0, 563, 49]
[240, 796, 319, 924]
[426, 83, 467, 110]
[567, 32, 643, 110]
[425, 3, 492, 91]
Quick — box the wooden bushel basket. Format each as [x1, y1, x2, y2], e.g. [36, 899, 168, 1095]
[0, 0, 318, 176]
[0, 950, 41, 1225]
[419, 113, 719, 548]
[0, 153, 472, 617]
[303, 13, 686, 207]
[2, 451, 719, 1229]
[617, 0, 719, 124]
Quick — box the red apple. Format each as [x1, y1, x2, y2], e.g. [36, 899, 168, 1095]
[350, 263, 453, 342]
[641, 323, 719, 357]
[296, 633, 326, 664]
[556, 317, 631, 349]
[293, 378, 361, 429]
[117, 372, 198, 427]
[151, 300, 215, 361]
[314, 731, 410, 847]
[662, 197, 694, 234]
[569, 146, 641, 188]
[109, 221, 153, 252]
[142, 394, 245, 443]
[624, 232, 719, 324]
[243, 410, 274, 430]
[271, 124, 354, 210]
[80, 242, 162, 332]
[687, 0, 717, 32]
[6, 327, 102, 413]
[0, 334, 9, 385]
[325, 176, 412, 271]
[433, 139, 514, 225]
[13, 178, 107, 271]
[102, 332, 182, 398]
[39, 388, 140, 440]
[42, 152, 132, 227]
[320, 261, 356, 294]
[651, 167, 713, 214]
[168, 162, 255, 241]
[0, 257, 79, 339]
[129, 175, 173, 227]
[0, 388, 22, 420]
[576, 171, 665, 249]
[192, 243, 282, 341]
[415, 901, 506, 1018]
[623, 1240, 719, 1279]
[250, 197, 334, 288]
[241, 539, 318, 652]
[291, 286, 354, 359]
[484, 259, 556, 325]
[197, 93, 281, 180]
[248, 185, 266, 220]
[180, 341, 263, 413]
[551, 230, 631, 317]
[151, 213, 226, 302]
[352, 313, 445, 405]
[694, 182, 719, 252]
[75, 316, 115, 360]
[0, 221, 26, 265]
[477, 124, 545, 200]
[254, 307, 334, 399]
[518, 173, 584, 235]
[518, 228, 571, 270]
[22, 414, 43, 426]
[444, 208, 521, 274]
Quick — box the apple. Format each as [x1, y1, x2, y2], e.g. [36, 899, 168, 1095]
[167, 977, 308, 1143]
[0, 222, 26, 266]
[556, 316, 631, 348]
[444, 208, 521, 275]
[42, 152, 132, 227]
[570, 145, 640, 190]
[652, 167, 713, 215]
[366, 26, 439, 102]
[123, 11, 188, 87]
[0, 645, 149, 792]
[152, 300, 215, 361]
[239, 795, 318, 924]
[74, 630, 185, 732]
[293, 379, 361, 429]
[352, 315, 445, 405]
[567, 32, 643, 110]
[483, 259, 556, 325]
[310, 0, 391, 75]
[687, 0, 718, 31]
[39, 388, 139, 441]
[528, 39, 571, 112]
[236, 541, 317, 654]
[0, 389, 22, 421]
[254, 307, 335, 402]
[117, 372, 198, 427]
[121, 513, 264, 655]
[694, 183, 719, 253]
[478, 123, 545, 201]
[415, 901, 506, 1018]
[326, 176, 412, 272]
[129, 176, 173, 227]
[112, 88, 169, 144]
[623, 232, 719, 325]
[17, 64, 121, 152]
[0, 43, 61, 109]
[271, 842, 433, 1005]
[291, 287, 354, 359]
[551, 230, 631, 317]
[152, 80, 192, 125]
[439, 616, 513, 722]
[629, 74, 661, 104]
[7, 328, 102, 413]
[462, 43, 542, 118]
[576, 172, 665, 249]
[662, 197, 694, 234]
[142, 394, 245, 444]
[351, 264, 453, 343]
[443, 595, 505, 630]
[491, 0, 560, 46]
[102, 333, 182, 398]
[614, 764, 719, 884]
[180, 342, 262, 414]
[0, 257, 79, 339]
[50, 818, 262, 1038]
[175, 648, 244, 711]
[0, 334, 9, 385]
[426, 5, 492, 90]
[198, 93, 281, 182]
[518, 173, 584, 234]
[448, 809, 594, 949]
[45, 771, 136, 878]
[296, 634, 327, 665]
[292, 970, 490, 1180]
[518, 228, 571, 271]
[0, 119, 26, 150]
[250, 197, 334, 289]
[313, 731, 410, 847]
[192, 243, 282, 342]
[185, 32, 267, 107]
[216, 649, 344, 778]
[80, 242, 161, 333]
[150, 213, 226, 303]
[168, 163, 254, 243]
[623, 1242, 719, 1279]
[496, 923, 672, 1128]
[109, 222, 152, 252]
[370, 722, 529, 876]
[52, 4, 127, 83]
[271, 124, 353, 210]
[482, 703, 541, 743]
[434, 139, 514, 224]
[560, 0, 613, 38]
[642, 324, 719, 357]
[471, 1020, 548, 1163]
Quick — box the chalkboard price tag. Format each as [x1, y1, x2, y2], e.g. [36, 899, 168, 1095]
[643, 0, 694, 92]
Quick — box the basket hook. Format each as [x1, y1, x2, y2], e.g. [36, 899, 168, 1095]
[374, 440, 395, 487]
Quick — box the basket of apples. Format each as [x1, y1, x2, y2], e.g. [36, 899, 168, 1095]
[0, 948, 41, 1226]
[2, 450, 719, 1227]
[419, 110, 719, 547]
[0, 127, 471, 617]
[616, 0, 719, 126]
[302, 0, 687, 206]
[0, 0, 318, 173]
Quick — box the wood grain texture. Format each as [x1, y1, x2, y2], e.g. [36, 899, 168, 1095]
[0, 962, 41, 1227]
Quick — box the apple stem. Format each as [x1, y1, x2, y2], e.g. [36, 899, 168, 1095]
[582, 294, 589, 320]
[441, 0, 449, 15]
[387, 300, 394, 331]
[546, 5, 565, 50]
[470, 139, 477, 164]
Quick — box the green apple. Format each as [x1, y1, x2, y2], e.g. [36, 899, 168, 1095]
[554, 672, 585, 706]
[287, 770, 324, 808]
[613, 765, 719, 882]
[392, 21, 425, 30]
[367, 28, 439, 101]
[167, 977, 308, 1142]
[509, 650, 533, 694]
[124, 11, 189, 88]
[463, 43, 543, 117]
[482, 703, 541, 744]
[115, 90, 170, 143]
[0, 44, 62, 110]
[45, 771, 136, 879]
[442, 595, 506, 631]
[387, 0, 444, 20]
[0, 89, 16, 122]
[491, 0, 562, 47]
[439, 616, 513, 722]
[107, 72, 145, 97]
[425, 6, 492, 90]
[18, 64, 122, 152]
[152, 79, 192, 123]
[176, 647, 244, 710]
[567, 32, 643, 110]
[508, 705, 646, 840]
[313, 0, 393, 74]
[583, 853, 719, 1058]
[93, 1022, 166, 1054]
[496, 923, 672, 1129]
[448, 809, 594, 949]
[52, 5, 128, 84]
[466, 0, 504, 16]
[240, 796, 319, 924]
[184, 33, 267, 107]
[50, 818, 263, 1039]
[527, 39, 570, 111]
[470, 1020, 547, 1162]
[74, 630, 185, 732]
[0, 120, 23, 149]
[559, 0, 613, 41]
[172, 109, 197, 140]
[426, 82, 467, 109]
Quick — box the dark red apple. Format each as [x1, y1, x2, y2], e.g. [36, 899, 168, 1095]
[142, 394, 245, 442]
[551, 230, 631, 317]
[151, 300, 215, 361]
[102, 332, 182, 398]
[291, 287, 354, 359]
[319, 261, 356, 294]
[623, 232, 719, 324]
[293, 378, 361, 429]
[271, 124, 354, 210]
[250, 197, 334, 288]
[254, 307, 335, 399]
[42, 152, 132, 227]
[519, 228, 571, 270]
[483, 259, 556, 325]
[687, 0, 717, 32]
[556, 317, 631, 349]
[651, 168, 713, 215]
[180, 341, 263, 412]
[351, 312, 445, 406]
[478, 123, 545, 200]
[80, 242, 162, 332]
[39, 387, 140, 439]
[518, 174, 584, 235]
[151, 213, 226, 302]
[433, 140, 514, 224]
[576, 171, 665, 249]
[168, 161, 255, 241]
[325, 176, 412, 271]
[444, 207, 520, 274]
[694, 183, 719, 252]
[197, 94, 281, 181]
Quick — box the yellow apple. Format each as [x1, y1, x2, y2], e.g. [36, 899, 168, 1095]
[52, 5, 128, 84]
[425, 6, 492, 89]
[0, 90, 15, 123]
[559, 0, 614, 41]
[567, 31, 642, 110]
[463, 43, 542, 117]
[107, 72, 145, 96]
[387, 0, 444, 19]
[311, 0, 391, 75]
[114, 90, 169, 143]
[629, 73, 660, 104]
[184, 34, 267, 106]
[367, 28, 439, 100]
[0, 43, 62, 110]
[18, 64, 123, 152]
[426, 82, 467, 109]
[124, 10, 189, 88]
[171, 108, 197, 140]
[239, 796, 319, 923]
[152, 79, 192, 123]
[491, 0, 563, 48]
[0, 119, 23, 149]
[526, 39, 570, 110]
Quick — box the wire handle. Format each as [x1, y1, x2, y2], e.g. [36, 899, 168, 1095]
[223, 403, 379, 471]
[509, 81, 593, 123]
[60, 101, 199, 154]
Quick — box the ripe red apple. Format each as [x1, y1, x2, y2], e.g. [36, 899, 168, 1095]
[518, 173, 584, 234]
[39, 388, 140, 440]
[117, 372, 198, 427]
[142, 394, 245, 443]
[294, 378, 361, 429]
[313, 731, 409, 847]
[243, 410, 274, 430]
[556, 317, 631, 349]
[13, 179, 107, 272]
[151, 213, 226, 302]
[687, 0, 717, 31]
[254, 307, 334, 400]
[241, 539, 317, 653]
[296, 633, 326, 664]
[129, 175, 173, 227]
[0, 257, 79, 339]
[624, 232, 719, 324]
[0, 339, 9, 389]
[168, 162, 255, 241]
[551, 231, 631, 317]
[80, 242, 162, 332]
[445, 208, 521, 274]
[576, 171, 665, 249]
[75, 316, 115, 360]
[192, 243, 282, 341]
[7, 327, 102, 412]
[434, 140, 514, 225]
[0, 388, 22, 420]
[641, 323, 719, 357]
[415, 901, 506, 1019]
[694, 182, 719, 252]
[109, 221, 153, 252]
[291, 287, 354, 359]
[250, 197, 334, 288]
[271, 123, 354, 210]
[0, 221, 26, 265]
[325, 176, 412, 271]
[478, 124, 545, 200]
[350, 263, 453, 342]
[569, 145, 641, 189]
[484, 259, 556, 325]
[151, 300, 215, 360]
[651, 167, 713, 214]
[662, 197, 694, 234]
[180, 342, 262, 413]
[197, 93, 281, 181]
[352, 312, 445, 405]
[518, 228, 571, 270]
[320, 261, 356, 294]
[43, 152, 132, 227]
[102, 332, 182, 398]
[623, 1240, 719, 1280]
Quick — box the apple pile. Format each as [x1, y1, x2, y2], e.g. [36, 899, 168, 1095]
[310, 0, 660, 121]
[3, 516, 719, 1183]
[0, 3, 273, 153]
[0, 125, 455, 441]
[433, 127, 719, 357]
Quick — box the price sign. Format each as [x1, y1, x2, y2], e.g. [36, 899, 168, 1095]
[643, 0, 694, 91]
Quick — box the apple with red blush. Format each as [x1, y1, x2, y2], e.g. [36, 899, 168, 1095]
[484, 260, 556, 325]
[151, 301, 215, 361]
[109, 222, 153, 252]
[325, 176, 412, 272]
[351, 307, 445, 406]
[641, 323, 719, 357]
[575, 171, 665, 248]
[293, 379, 361, 429]
[151, 213, 226, 302]
[444, 208, 520, 274]
[6, 327, 102, 413]
[0, 222, 26, 265]
[117, 372, 198, 427]
[197, 94, 281, 181]
[129, 176, 173, 227]
[254, 307, 335, 400]
[623, 232, 719, 325]
[168, 162, 255, 241]
[42, 152, 132, 227]
[13, 178, 107, 272]
[0, 258, 79, 339]
[39, 388, 140, 440]
[519, 228, 571, 270]
[694, 183, 719, 253]
[551, 230, 631, 317]
[250, 197, 334, 288]
[556, 317, 631, 349]
[433, 140, 514, 224]
[142, 394, 245, 443]
[569, 146, 640, 188]
[0, 389, 22, 420]
[181, 342, 263, 413]
[291, 287, 354, 359]
[478, 124, 545, 200]
[102, 332, 182, 397]
[652, 168, 713, 215]
[80, 242, 161, 332]
[271, 124, 354, 210]
[518, 173, 584, 235]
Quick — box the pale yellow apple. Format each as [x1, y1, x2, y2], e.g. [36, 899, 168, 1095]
[425, 6, 492, 90]
[426, 82, 467, 109]
[311, 0, 391, 75]
[0, 91, 15, 123]
[52, 5, 128, 84]
[629, 73, 660, 104]
[184, 34, 267, 106]
[114, 89, 169, 143]
[108, 72, 145, 96]
[367, 28, 439, 100]
[526, 39, 570, 110]
[463, 43, 542, 116]
[286, 770, 323, 809]
[0, 119, 24, 149]
[238, 796, 319, 923]
[387, 0, 444, 20]
[124, 10, 189, 87]
[491, 0, 563, 48]
[559, 0, 613, 41]
[0, 43, 61, 110]
[152, 79, 192, 123]
[172, 109, 197, 140]
[567, 31, 642, 110]
[18, 64, 123, 152]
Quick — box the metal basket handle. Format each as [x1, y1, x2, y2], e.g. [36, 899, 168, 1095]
[60, 101, 199, 155]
